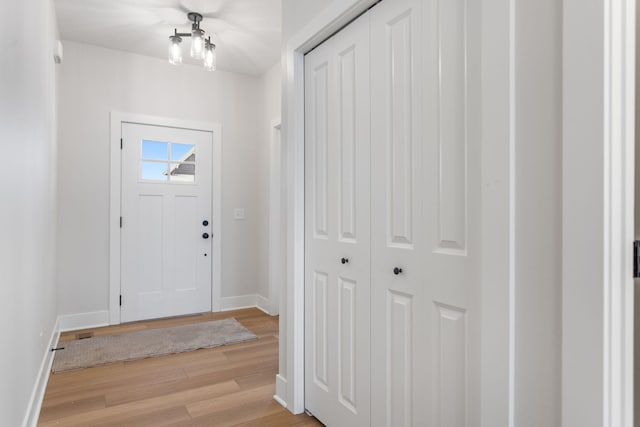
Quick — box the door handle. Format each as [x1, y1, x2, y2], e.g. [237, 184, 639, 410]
[393, 267, 403, 275]
[202, 233, 210, 239]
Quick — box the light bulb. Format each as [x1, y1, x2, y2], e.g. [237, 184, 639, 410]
[168, 36, 182, 65]
[204, 44, 216, 71]
[190, 28, 205, 59]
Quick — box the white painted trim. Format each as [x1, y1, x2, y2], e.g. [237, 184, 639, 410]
[602, 4, 635, 426]
[109, 112, 223, 324]
[562, 0, 635, 425]
[479, 0, 516, 426]
[21, 318, 60, 427]
[58, 311, 110, 332]
[210, 123, 223, 313]
[268, 118, 283, 316]
[218, 294, 275, 314]
[283, 0, 380, 414]
[274, 374, 288, 408]
[109, 112, 122, 324]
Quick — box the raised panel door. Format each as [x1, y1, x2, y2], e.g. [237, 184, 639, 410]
[304, 11, 371, 427]
[371, 0, 481, 424]
[121, 123, 213, 322]
[370, 1, 426, 425]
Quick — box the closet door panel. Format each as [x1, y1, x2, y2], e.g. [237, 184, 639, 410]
[370, 0, 426, 426]
[338, 276, 357, 410]
[311, 61, 330, 240]
[434, 303, 468, 427]
[312, 270, 330, 389]
[304, 11, 371, 427]
[387, 290, 414, 426]
[387, 10, 415, 248]
[435, 0, 468, 254]
[423, 0, 481, 424]
[338, 46, 358, 243]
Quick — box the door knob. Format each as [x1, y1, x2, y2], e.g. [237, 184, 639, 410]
[341, 258, 349, 264]
[393, 267, 403, 275]
[202, 233, 210, 239]
[202, 220, 209, 226]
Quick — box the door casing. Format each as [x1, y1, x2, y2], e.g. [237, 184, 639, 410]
[109, 112, 222, 325]
[562, 0, 635, 425]
[269, 118, 283, 316]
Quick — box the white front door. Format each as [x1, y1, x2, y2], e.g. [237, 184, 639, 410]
[121, 122, 213, 322]
[304, 11, 371, 427]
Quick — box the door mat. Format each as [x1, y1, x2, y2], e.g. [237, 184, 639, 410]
[52, 317, 256, 372]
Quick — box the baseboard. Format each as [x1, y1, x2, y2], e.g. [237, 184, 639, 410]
[21, 317, 60, 427]
[256, 295, 272, 315]
[58, 310, 110, 332]
[220, 295, 259, 311]
[274, 374, 288, 408]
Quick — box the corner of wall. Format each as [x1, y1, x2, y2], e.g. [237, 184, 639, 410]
[57, 311, 110, 332]
[274, 374, 288, 408]
[21, 317, 60, 427]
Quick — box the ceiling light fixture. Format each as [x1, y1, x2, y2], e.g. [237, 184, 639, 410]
[168, 12, 216, 71]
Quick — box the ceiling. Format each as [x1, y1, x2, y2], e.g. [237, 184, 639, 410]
[54, 0, 282, 76]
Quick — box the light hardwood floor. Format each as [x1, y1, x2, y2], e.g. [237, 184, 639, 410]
[38, 308, 322, 426]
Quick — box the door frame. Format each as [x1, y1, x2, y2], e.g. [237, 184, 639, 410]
[109, 112, 222, 325]
[268, 118, 283, 316]
[280, 0, 516, 421]
[562, 0, 635, 425]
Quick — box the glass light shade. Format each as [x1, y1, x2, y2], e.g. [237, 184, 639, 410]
[204, 46, 216, 71]
[168, 37, 182, 65]
[190, 29, 205, 59]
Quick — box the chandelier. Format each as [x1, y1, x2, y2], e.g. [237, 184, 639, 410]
[168, 12, 216, 71]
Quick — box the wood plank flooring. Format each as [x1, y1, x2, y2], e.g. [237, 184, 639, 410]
[39, 308, 322, 426]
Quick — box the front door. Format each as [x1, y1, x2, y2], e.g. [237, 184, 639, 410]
[121, 122, 213, 322]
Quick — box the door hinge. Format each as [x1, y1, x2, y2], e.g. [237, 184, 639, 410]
[119, 295, 122, 306]
[634, 241, 640, 278]
[120, 216, 123, 228]
[120, 138, 123, 150]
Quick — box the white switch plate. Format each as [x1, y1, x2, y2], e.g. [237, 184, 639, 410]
[234, 208, 245, 220]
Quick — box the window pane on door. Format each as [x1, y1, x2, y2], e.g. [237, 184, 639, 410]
[171, 143, 196, 161]
[141, 161, 168, 181]
[169, 162, 195, 183]
[142, 141, 168, 160]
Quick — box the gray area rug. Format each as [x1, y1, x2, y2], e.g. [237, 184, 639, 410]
[52, 317, 256, 372]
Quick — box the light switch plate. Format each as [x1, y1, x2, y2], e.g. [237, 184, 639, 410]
[234, 208, 245, 220]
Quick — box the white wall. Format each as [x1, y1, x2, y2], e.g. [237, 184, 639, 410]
[0, 0, 59, 425]
[258, 62, 283, 301]
[514, 0, 562, 425]
[282, 0, 333, 41]
[56, 41, 271, 317]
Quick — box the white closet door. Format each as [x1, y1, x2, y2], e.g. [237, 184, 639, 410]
[304, 11, 371, 427]
[370, 0, 481, 425]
